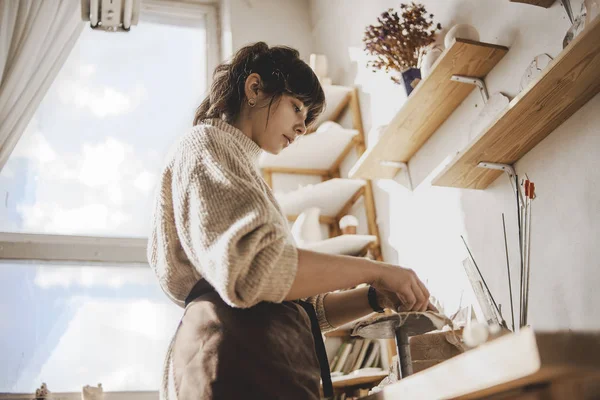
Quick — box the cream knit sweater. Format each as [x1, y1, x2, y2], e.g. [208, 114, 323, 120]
[148, 118, 334, 332]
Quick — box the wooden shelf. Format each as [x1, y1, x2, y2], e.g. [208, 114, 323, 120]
[260, 123, 358, 172]
[331, 371, 388, 389]
[509, 0, 555, 8]
[367, 328, 600, 400]
[433, 17, 600, 190]
[302, 234, 377, 256]
[348, 39, 509, 180]
[275, 178, 365, 217]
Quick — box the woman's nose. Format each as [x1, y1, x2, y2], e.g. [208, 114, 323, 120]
[295, 124, 307, 136]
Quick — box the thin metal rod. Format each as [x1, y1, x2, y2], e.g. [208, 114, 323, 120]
[561, 0, 575, 24]
[516, 175, 525, 328]
[524, 195, 533, 326]
[502, 213, 515, 332]
[460, 235, 503, 319]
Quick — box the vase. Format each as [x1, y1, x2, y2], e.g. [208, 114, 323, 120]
[401, 68, 421, 96]
[563, 0, 598, 48]
[585, 0, 599, 23]
[444, 24, 480, 48]
[291, 207, 323, 246]
[420, 45, 444, 79]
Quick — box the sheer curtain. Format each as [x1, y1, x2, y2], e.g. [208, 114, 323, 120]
[0, 0, 83, 171]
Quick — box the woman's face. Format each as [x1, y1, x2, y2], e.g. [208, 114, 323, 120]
[251, 93, 308, 155]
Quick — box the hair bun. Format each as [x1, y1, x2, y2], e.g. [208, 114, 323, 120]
[250, 42, 269, 58]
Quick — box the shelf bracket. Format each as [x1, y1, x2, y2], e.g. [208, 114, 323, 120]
[451, 75, 490, 104]
[380, 161, 413, 190]
[478, 162, 523, 207]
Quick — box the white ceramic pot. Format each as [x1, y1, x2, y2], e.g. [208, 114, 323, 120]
[421, 45, 444, 79]
[585, 0, 600, 23]
[339, 214, 359, 235]
[291, 207, 323, 246]
[444, 24, 480, 48]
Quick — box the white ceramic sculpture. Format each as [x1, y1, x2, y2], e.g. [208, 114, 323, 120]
[339, 214, 359, 235]
[444, 24, 480, 48]
[420, 45, 444, 79]
[291, 207, 323, 246]
[468, 92, 509, 143]
[309, 53, 332, 85]
[317, 121, 343, 134]
[585, 0, 600, 23]
[82, 384, 104, 400]
[519, 54, 553, 92]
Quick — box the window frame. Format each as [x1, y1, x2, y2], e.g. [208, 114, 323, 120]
[0, 0, 218, 397]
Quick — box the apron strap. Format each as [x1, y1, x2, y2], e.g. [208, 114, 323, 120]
[296, 300, 334, 398]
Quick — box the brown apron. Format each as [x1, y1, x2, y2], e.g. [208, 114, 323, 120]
[170, 279, 333, 399]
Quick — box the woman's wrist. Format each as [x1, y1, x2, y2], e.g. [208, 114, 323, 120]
[363, 258, 385, 286]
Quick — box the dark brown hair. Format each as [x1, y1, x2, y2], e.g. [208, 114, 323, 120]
[193, 42, 326, 129]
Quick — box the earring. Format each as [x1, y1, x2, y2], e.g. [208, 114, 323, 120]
[248, 98, 256, 107]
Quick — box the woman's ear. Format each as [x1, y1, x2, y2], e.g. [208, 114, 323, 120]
[244, 73, 262, 102]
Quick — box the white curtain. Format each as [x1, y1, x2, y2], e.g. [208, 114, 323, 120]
[0, 0, 84, 171]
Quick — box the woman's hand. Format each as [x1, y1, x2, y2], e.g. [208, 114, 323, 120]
[371, 264, 437, 313]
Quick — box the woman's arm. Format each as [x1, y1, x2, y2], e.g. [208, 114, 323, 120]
[321, 286, 372, 328]
[285, 249, 432, 315]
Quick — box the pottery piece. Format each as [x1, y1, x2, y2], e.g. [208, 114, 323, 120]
[339, 214, 359, 235]
[291, 207, 323, 246]
[420, 45, 444, 79]
[519, 54, 553, 92]
[444, 24, 480, 48]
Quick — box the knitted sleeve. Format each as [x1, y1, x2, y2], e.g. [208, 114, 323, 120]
[171, 130, 298, 308]
[305, 293, 336, 333]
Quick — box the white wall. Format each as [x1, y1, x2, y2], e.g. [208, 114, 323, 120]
[309, 0, 600, 331]
[220, 0, 313, 60]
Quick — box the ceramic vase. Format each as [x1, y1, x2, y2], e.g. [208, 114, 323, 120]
[339, 214, 359, 235]
[420, 45, 444, 79]
[291, 207, 322, 246]
[401, 68, 421, 96]
[444, 24, 480, 48]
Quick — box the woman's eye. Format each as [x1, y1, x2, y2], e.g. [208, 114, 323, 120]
[294, 104, 301, 113]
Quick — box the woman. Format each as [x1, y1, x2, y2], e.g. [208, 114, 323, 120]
[148, 42, 435, 400]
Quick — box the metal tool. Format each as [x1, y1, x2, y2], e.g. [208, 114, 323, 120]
[562, 0, 575, 24]
[460, 235, 507, 329]
[502, 213, 515, 332]
[522, 180, 535, 326]
[352, 313, 448, 380]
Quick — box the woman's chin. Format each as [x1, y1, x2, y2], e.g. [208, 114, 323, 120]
[264, 145, 284, 155]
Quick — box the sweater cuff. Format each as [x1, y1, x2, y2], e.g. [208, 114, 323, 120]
[314, 292, 336, 333]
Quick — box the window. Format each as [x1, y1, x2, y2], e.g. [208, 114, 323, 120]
[0, 1, 217, 396]
[0, 262, 180, 393]
[0, 12, 210, 238]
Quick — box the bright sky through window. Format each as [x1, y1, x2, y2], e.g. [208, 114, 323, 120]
[0, 19, 207, 393]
